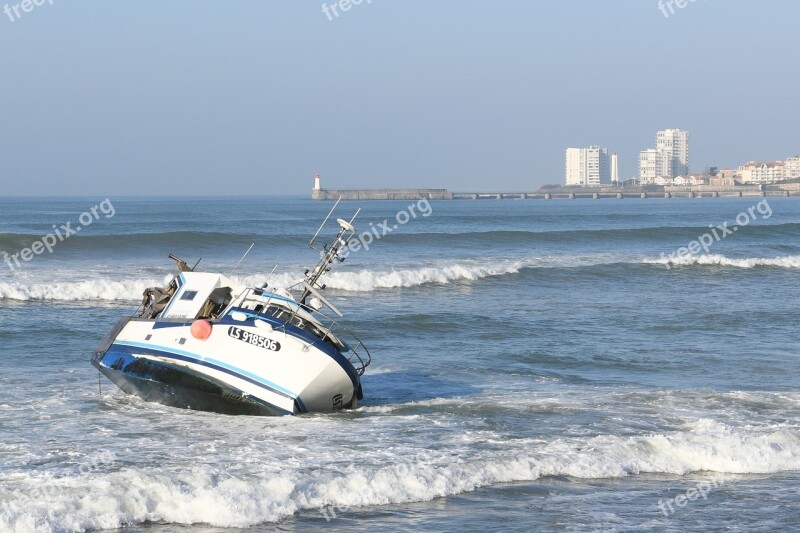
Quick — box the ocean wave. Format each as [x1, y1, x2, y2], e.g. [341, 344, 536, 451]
[0, 259, 543, 301]
[360, 222, 800, 245]
[4, 253, 800, 302]
[2, 221, 798, 255]
[288, 261, 527, 292]
[1, 419, 798, 531]
[0, 279, 162, 302]
[644, 254, 800, 269]
[235, 255, 641, 292]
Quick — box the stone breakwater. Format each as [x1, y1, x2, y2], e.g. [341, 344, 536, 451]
[312, 184, 800, 201]
[312, 188, 453, 200]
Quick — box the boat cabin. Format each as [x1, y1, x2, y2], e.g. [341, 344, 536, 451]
[157, 272, 236, 320]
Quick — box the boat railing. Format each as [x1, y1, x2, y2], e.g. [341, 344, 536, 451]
[235, 288, 372, 376]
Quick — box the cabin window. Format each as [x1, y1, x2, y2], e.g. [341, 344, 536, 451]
[181, 290, 199, 301]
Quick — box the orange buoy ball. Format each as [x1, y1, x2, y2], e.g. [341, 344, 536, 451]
[191, 320, 212, 340]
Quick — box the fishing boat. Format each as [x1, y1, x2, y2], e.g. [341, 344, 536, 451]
[91, 203, 370, 416]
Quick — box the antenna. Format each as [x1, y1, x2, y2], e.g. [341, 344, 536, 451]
[347, 208, 361, 228]
[228, 243, 255, 278]
[309, 196, 342, 249]
[262, 264, 279, 288]
[299, 209, 360, 305]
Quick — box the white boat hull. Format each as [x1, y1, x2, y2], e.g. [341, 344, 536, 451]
[93, 210, 371, 416]
[92, 313, 362, 416]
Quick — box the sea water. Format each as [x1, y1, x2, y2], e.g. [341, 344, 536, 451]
[1, 197, 799, 532]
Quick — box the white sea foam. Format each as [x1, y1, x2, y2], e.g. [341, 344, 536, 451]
[645, 253, 800, 269]
[0, 259, 532, 301]
[0, 279, 161, 302]
[299, 261, 526, 292]
[4, 254, 800, 302]
[1, 419, 798, 531]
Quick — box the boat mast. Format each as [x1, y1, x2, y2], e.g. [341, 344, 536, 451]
[300, 204, 359, 305]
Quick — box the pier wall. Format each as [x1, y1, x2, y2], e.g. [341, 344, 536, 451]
[312, 189, 453, 201]
[311, 186, 798, 201]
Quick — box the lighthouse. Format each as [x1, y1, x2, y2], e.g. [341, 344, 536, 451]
[312, 173, 324, 200]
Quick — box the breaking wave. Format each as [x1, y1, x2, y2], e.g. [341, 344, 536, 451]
[1, 419, 798, 531]
[0, 278, 162, 302]
[4, 254, 800, 301]
[644, 254, 800, 269]
[0, 257, 569, 301]
[251, 260, 533, 293]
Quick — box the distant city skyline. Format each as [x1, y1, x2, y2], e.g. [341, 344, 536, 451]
[1, 1, 799, 195]
[566, 125, 799, 187]
[639, 129, 690, 184]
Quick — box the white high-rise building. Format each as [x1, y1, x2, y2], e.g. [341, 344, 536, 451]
[638, 149, 660, 183]
[638, 128, 690, 183]
[565, 148, 584, 186]
[784, 156, 800, 179]
[611, 153, 619, 184]
[565, 146, 611, 186]
[656, 128, 690, 178]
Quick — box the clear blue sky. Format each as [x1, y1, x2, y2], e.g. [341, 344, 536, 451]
[1, 0, 798, 196]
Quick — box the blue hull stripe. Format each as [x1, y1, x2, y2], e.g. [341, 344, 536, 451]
[110, 340, 308, 413]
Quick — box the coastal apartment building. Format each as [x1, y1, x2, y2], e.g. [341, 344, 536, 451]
[656, 129, 690, 177]
[738, 161, 785, 184]
[785, 156, 800, 179]
[565, 146, 611, 186]
[639, 129, 690, 183]
[638, 149, 659, 183]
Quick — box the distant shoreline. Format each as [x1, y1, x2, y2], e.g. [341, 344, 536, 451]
[311, 184, 800, 201]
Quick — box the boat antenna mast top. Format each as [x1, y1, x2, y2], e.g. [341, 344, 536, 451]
[301, 197, 360, 305]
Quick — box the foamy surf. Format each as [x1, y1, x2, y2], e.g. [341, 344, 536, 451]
[645, 254, 800, 269]
[4, 253, 800, 302]
[1, 420, 798, 532]
[0, 256, 618, 301]
[301, 261, 526, 292]
[0, 260, 531, 301]
[0, 279, 163, 302]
